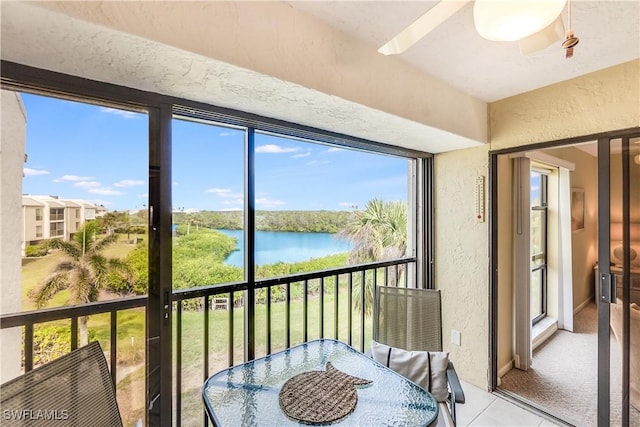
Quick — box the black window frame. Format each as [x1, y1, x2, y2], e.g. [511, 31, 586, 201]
[1, 60, 434, 427]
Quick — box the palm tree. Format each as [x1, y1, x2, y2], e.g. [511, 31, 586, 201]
[29, 221, 130, 345]
[183, 211, 204, 235]
[339, 199, 407, 313]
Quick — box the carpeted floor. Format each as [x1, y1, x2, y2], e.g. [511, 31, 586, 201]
[499, 303, 639, 426]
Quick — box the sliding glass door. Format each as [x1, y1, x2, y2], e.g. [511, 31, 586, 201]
[596, 136, 640, 427]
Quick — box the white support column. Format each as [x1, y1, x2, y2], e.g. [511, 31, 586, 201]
[513, 157, 531, 370]
[0, 90, 27, 382]
[557, 167, 574, 331]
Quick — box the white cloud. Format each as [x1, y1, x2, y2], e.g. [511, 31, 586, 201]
[74, 181, 101, 189]
[99, 107, 141, 119]
[139, 193, 149, 199]
[114, 179, 144, 187]
[256, 197, 286, 208]
[326, 147, 344, 153]
[23, 168, 50, 177]
[256, 144, 299, 154]
[207, 188, 243, 207]
[206, 187, 232, 194]
[54, 174, 95, 182]
[88, 188, 124, 196]
[291, 152, 311, 158]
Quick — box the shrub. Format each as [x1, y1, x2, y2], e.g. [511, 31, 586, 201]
[29, 324, 96, 367]
[106, 243, 148, 296]
[25, 244, 48, 257]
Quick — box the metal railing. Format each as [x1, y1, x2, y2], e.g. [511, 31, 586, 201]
[0, 296, 146, 384]
[1, 257, 415, 426]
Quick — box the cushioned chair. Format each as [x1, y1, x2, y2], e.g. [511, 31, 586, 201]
[372, 286, 465, 427]
[610, 298, 640, 411]
[0, 341, 123, 427]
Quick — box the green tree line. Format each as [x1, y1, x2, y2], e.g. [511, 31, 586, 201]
[173, 210, 354, 233]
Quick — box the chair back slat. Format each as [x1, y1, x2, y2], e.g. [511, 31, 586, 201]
[374, 286, 443, 351]
[0, 341, 123, 427]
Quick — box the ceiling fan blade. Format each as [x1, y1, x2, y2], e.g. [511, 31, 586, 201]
[518, 15, 565, 55]
[378, 0, 472, 55]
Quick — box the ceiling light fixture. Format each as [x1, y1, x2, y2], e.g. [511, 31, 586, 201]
[379, 0, 577, 57]
[518, 15, 565, 55]
[473, 0, 567, 42]
[634, 154, 640, 166]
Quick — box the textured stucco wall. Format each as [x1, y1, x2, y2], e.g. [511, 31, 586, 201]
[490, 60, 640, 150]
[435, 145, 490, 388]
[20, 1, 486, 152]
[0, 90, 26, 382]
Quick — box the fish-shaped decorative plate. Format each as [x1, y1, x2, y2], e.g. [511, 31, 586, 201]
[278, 362, 372, 424]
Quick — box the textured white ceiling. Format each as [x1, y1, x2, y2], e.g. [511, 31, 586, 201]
[1, 1, 638, 154]
[289, 1, 640, 102]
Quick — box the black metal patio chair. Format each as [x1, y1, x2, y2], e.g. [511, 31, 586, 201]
[373, 286, 466, 427]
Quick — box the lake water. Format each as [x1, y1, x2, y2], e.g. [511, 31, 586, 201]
[216, 229, 352, 267]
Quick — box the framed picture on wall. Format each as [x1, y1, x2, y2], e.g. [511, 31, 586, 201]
[571, 188, 585, 232]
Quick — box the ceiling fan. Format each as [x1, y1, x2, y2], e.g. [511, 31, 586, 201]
[378, 0, 579, 58]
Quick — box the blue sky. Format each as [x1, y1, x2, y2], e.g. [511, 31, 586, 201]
[22, 93, 408, 212]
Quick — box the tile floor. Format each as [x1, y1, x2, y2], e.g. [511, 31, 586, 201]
[457, 380, 565, 427]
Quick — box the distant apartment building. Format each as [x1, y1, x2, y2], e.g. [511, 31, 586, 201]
[21, 195, 106, 255]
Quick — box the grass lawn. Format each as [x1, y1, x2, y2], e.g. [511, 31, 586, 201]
[21, 252, 70, 310]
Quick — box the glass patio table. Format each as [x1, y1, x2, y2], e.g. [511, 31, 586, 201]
[202, 338, 438, 426]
